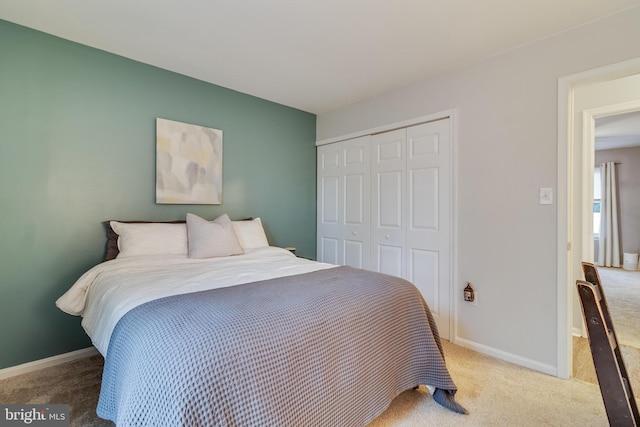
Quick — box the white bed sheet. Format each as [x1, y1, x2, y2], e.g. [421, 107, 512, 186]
[56, 247, 336, 355]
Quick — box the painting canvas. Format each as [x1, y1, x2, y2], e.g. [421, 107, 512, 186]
[156, 118, 223, 204]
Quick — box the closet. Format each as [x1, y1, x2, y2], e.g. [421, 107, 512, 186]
[317, 118, 452, 338]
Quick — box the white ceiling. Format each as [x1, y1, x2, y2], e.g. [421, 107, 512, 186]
[1, 0, 640, 114]
[595, 111, 640, 150]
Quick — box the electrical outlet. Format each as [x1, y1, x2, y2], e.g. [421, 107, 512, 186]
[464, 282, 478, 306]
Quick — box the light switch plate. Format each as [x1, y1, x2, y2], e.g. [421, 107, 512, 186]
[539, 187, 553, 205]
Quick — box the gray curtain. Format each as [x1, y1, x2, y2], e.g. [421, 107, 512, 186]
[597, 162, 620, 267]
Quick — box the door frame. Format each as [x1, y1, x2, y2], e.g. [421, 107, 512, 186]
[575, 101, 640, 340]
[556, 58, 640, 379]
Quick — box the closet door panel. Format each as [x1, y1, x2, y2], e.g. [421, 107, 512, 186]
[410, 167, 438, 230]
[410, 248, 440, 314]
[317, 143, 343, 263]
[342, 136, 370, 269]
[377, 245, 403, 277]
[320, 237, 340, 265]
[321, 176, 340, 224]
[378, 171, 403, 228]
[371, 129, 406, 276]
[317, 136, 370, 267]
[344, 173, 364, 224]
[344, 240, 365, 269]
[406, 119, 451, 339]
[344, 173, 367, 268]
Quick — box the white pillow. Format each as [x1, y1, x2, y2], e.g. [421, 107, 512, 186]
[186, 213, 244, 259]
[110, 221, 188, 258]
[232, 217, 269, 249]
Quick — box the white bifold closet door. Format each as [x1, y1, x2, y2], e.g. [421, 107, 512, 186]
[317, 136, 370, 269]
[371, 119, 451, 339]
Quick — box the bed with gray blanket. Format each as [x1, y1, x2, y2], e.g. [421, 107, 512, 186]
[97, 265, 464, 425]
[57, 226, 465, 426]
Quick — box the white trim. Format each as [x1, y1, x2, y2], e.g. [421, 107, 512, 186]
[454, 337, 557, 377]
[556, 56, 640, 380]
[0, 347, 99, 380]
[586, 100, 640, 119]
[581, 111, 595, 266]
[573, 326, 587, 338]
[449, 110, 459, 345]
[315, 109, 455, 146]
[557, 73, 572, 379]
[577, 100, 640, 270]
[579, 101, 640, 272]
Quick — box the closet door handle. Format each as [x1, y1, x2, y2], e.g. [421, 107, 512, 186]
[385, 234, 390, 239]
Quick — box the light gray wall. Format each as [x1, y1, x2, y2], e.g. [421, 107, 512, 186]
[317, 8, 640, 372]
[0, 20, 317, 369]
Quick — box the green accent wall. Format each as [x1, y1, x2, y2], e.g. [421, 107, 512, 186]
[0, 20, 317, 369]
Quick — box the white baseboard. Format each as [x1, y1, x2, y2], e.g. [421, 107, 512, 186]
[0, 347, 99, 380]
[572, 326, 581, 336]
[573, 326, 587, 338]
[453, 337, 558, 377]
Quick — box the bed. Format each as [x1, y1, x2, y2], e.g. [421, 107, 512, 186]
[56, 214, 465, 426]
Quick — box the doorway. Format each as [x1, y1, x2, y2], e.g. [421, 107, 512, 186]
[572, 108, 640, 388]
[557, 60, 640, 380]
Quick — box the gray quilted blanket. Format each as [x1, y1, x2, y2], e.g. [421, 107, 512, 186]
[97, 266, 465, 426]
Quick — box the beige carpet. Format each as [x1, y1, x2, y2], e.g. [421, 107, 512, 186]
[0, 341, 612, 426]
[573, 266, 640, 396]
[370, 341, 608, 427]
[0, 354, 111, 427]
[597, 267, 640, 349]
[573, 335, 640, 395]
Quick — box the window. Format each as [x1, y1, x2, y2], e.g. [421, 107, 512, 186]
[594, 167, 601, 236]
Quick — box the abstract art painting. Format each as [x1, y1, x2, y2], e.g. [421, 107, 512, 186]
[156, 118, 223, 204]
